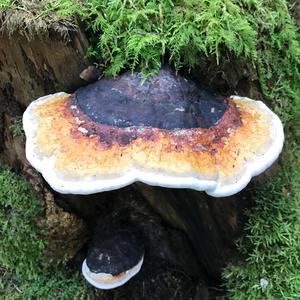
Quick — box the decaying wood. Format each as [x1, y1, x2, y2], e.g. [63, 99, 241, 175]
[137, 183, 249, 280]
[23, 163, 89, 265]
[0, 30, 89, 108]
[0, 28, 90, 165]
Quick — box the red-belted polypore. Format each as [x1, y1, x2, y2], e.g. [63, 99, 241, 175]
[23, 67, 284, 197]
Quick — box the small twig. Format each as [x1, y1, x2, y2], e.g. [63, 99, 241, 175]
[208, 286, 226, 292]
[13, 283, 22, 293]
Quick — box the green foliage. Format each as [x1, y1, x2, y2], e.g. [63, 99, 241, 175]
[1, 1, 299, 96]
[20, 270, 92, 300]
[0, 0, 10, 9]
[248, 0, 300, 122]
[223, 148, 300, 299]
[0, 167, 44, 279]
[0, 168, 94, 299]
[9, 118, 24, 137]
[221, 2, 300, 298]
[0, 267, 19, 300]
[38, 0, 299, 94]
[0, 266, 93, 300]
[51, 0, 258, 77]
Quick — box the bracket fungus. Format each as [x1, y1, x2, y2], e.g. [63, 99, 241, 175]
[23, 67, 284, 197]
[82, 226, 144, 289]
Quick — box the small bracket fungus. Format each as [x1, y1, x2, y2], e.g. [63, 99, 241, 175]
[82, 227, 144, 289]
[23, 67, 284, 197]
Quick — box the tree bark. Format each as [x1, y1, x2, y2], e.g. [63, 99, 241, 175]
[0, 30, 89, 108]
[0, 29, 90, 165]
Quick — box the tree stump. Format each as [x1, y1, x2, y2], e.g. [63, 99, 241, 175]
[0, 25, 252, 284]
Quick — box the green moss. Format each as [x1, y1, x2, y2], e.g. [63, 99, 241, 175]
[223, 160, 300, 292]
[54, 0, 258, 77]
[0, 0, 9, 9]
[223, 153, 300, 299]
[50, 0, 299, 92]
[9, 118, 24, 137]
[0, 266, 93, 300]
[0, 167, 44, 279]
[0, 0, 76, 39]
[2, 1, 299, 85]
[0, 168, 94, 299]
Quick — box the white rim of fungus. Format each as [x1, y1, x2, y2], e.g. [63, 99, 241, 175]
[23, 93, 284, 197]
[206, 96, 284, 197]
[81, 256, 144, 289]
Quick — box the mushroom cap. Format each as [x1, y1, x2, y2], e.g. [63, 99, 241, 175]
[23, 68, 284, 197]
[86, 227, 144, 275]
[82, 227, 144, 289]
[82, 256, 144, 289]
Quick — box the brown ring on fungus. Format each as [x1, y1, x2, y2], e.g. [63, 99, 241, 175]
[23, 67, 284, 197]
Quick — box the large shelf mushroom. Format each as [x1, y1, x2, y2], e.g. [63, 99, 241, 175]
[23, 67, 284, 198]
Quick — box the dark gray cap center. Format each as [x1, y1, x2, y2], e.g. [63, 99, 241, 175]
[72, 68, 227, 130]
[86, 226, 144, 275]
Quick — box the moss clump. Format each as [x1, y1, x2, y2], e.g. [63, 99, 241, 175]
[1, 1, 299, 105]
[0, 267, 93, 300]
[0, 167, 44, 278]
[0, 0, 76, 39]
[2, 1, 299, 86]
[219, 1, 300, 297]
[9, 117, 24, 137]
[219, 1, 300, 298]
[49, 0, 300, 94]
[55, 0, 258, 77]
[0, 168, 93, 299]
[223, 153, 300, 299]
